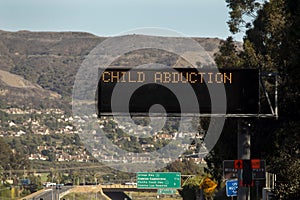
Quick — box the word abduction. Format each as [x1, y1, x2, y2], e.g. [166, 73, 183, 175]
[101, 70, 233, 84]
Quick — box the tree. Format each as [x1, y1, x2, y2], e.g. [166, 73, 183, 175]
[180, 176, 203, 200]
[214, 36, 244, 68]
[0, 137, 29, 181]
[232, 1, 299, 198]
[28, 174, 43, 190]
[0, 138, 12, 168]
[226, 0, 263, 34]
[180, 175, 217, 200]
[208, 0, 300, 199]
[164, 159, 203, 175]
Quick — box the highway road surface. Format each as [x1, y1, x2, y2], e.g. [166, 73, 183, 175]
[104, 191, 131, 200]
[26, 186, 72, 200]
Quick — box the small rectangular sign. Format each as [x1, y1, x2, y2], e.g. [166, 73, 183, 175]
[226, 179, 238, 197]
[252, 160, 266, 179]
[157, 188, 177, 195]
[234, 160, 243, 169]
[223, 160, 238, 179]
[251, 159, 261, 169]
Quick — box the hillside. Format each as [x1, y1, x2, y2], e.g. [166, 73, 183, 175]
[0, 30, 246, 186]
[0, 30, 230, 110]
[0, 31, 104, 109]
[0, 70, 61, 108]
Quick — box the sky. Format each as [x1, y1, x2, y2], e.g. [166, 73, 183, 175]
[0, 0, 245, 41]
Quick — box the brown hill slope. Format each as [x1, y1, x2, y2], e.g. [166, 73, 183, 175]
[0, 70, 61, 108]
[0, 30, 238, 110]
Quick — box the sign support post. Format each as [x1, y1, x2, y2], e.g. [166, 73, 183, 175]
[238, 120, 251, 200]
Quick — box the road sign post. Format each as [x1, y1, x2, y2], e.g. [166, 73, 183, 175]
[137, 172, 181, 189]
[242, 160, 253, 186]
[237, 121, 251, 200]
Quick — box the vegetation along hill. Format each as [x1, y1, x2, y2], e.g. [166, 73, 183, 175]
[0, 30, 230, 110]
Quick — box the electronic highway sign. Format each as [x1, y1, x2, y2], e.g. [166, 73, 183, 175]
[97, 68, 259, 116]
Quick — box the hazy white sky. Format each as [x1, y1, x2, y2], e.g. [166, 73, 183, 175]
[0, 0, 244, 41]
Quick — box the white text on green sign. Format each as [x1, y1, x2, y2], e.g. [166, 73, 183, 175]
[137, 172, 181, 189]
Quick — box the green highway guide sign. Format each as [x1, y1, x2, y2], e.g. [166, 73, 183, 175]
[137, 172, 181, 189]
[157, 188, 177, 195]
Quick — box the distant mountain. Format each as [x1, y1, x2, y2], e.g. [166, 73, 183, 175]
[0, 30, 105, 109]
[0, 30, 235, 110]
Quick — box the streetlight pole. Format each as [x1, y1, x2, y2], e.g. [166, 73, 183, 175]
[58, 186, 60, 200]
[51, 168, 54, 200]
[114, 175, 117, 184]
[51, 186, 54, 200]
[8, 164, 11, 180]
[23, 166, 26, 179]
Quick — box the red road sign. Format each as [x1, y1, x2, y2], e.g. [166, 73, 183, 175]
[252, 160, 266, 180]
[234, 160, 243, 169]
[223, 160, 266, 180]
[251, 159, 261, 169]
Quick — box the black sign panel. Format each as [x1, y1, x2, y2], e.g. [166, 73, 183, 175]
[223, 160, 238, 179]
[97, 68, 259, 115]
[252, 160, 266, 180]
[223, 160, 266, 180]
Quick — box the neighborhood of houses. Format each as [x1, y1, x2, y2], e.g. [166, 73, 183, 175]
[0, 107, 206, 164]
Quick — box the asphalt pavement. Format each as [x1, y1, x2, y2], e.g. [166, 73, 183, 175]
[104, 191, 131, 200]
[28, 186, 71, 200]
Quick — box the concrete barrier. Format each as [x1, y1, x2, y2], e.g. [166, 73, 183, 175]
[18, 188, 46, 200]
[59, 186, 111, 200]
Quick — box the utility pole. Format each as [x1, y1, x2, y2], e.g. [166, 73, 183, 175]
[238, 120, 251, 200]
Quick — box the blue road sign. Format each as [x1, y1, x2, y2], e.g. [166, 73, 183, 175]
[226, 179, 238, 197]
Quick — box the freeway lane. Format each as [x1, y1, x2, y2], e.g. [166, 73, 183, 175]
[28, 186, 72, 200]
[104, 191, 131, 200]
[33, 189, 54, 200]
